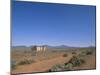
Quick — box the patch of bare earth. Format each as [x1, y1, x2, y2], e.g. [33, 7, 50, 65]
[12, 53, 73, 74]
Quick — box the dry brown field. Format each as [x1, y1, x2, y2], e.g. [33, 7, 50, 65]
[11, 47, 96, 74]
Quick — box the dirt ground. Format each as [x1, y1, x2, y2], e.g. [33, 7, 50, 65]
[11, 48, 96, 74]
[12, 53, 73, 74]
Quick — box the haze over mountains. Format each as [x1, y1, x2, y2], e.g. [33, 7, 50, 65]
[12, 45, 95, 49]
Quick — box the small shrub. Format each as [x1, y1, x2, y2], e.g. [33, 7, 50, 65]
[50, 64, 65, 72]
[49, 63, 73, 72]
[64, 63, 73, 71]
[81, 50, 93, 56]
[69, 56, 85, 67]
[11, 60, 17, 70]
[86, 50, 93, 55]
[50, 67, 62, 72]
[63, 54, 68, 57]
[18, 59, 35, 65]
[50, 65, 61, 72]
[80, 59, 85, 63]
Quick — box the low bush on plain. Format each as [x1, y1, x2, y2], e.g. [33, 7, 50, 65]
[86, 50, 93, 55]
[80, 50, 93, 56]
[49, 63, 73, 72]
[63, 53, 68, 57]
[63, 63, 73, 71]
[50, 64, 63, 72]
[11, 60, 17, 70]
[69, 56, 85, 67]
[18, 59, 35, 65]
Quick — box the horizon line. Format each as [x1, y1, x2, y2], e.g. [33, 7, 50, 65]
[12, 44, 96, 48]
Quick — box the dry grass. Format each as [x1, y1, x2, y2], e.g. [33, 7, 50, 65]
[11, 48, 96, 74]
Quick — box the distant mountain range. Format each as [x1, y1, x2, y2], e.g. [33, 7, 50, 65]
[12, 46, 27, 48]
[12, 45, 73, 48]
[12, 45, 95, 49]
[44, 45, 73, 48]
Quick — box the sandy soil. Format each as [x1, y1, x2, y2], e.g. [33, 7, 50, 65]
[12, 53, 73, 74]
[11, 48, 96, 74]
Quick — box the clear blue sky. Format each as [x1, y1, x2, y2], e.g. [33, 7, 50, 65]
[12, 1, 96, 47]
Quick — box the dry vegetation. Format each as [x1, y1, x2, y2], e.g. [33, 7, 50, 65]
[11, 47, 96, 74]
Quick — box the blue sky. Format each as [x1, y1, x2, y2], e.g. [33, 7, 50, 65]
[12, 1, 96, 47]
